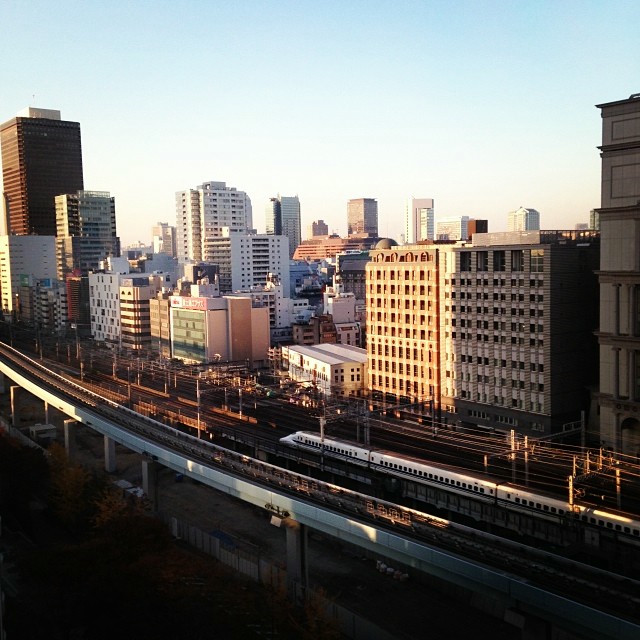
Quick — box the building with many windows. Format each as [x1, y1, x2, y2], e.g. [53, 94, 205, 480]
[366, 243, 456, 409]
[507, 207, 540, 232]
[436, 216, 469, 241]
[55, 190, 120, 279]
[308, 219, 329, 238]
[453, 230, 599, 436]
[347, 198, 378, 236]
[205, 233, 289, 294]
[405, 198, 434, 243]
[266, 195, 301, 258]
[0, 235, 57, 317]
[0, 107, 84, 236]
[596, 93, 640, 454]
[175, 181, 252, 263]
[152, 222, 177, 257]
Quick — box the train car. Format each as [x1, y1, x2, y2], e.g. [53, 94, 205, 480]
[279, 431, 370, 464]
[280, 431, 640, 539]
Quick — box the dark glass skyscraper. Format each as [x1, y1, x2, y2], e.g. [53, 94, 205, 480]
[1, 107, 84, 236]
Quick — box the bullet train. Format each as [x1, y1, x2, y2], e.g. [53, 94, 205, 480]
[280, 431, 640, 539]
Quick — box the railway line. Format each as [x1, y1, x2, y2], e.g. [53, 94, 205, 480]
[1, 341, 640, 630]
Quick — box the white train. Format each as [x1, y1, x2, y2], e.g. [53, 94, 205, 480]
[280, 431, 640, 539]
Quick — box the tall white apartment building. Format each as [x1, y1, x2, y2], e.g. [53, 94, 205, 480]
[436, 216, 469, 241]
[89, 271, 125, 344]
[0, 235, 57, 315]
[206, 233, 290, 294]
[507, 207, 540, 232]
[175, 181, 253, 263]
[405, 198, 434, 243]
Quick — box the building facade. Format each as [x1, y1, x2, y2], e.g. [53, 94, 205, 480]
[347, 198, 378, 236]
[405, 198, 434, 243]
[436, 216, 469, 241]
[453, 231, 599, 436]
[55, 190, 120, 279]
[0, 108, 84, 236]
[266, 195, 301, 258]
[0, 235, 57, 316]
[152, 222, 177, 257]
[309, 219, 329, 238]
[507, 207, 540, 232]
[176, 181, 253, 263]
[596, 93, 640, 455]
[205, 233, 290, 294]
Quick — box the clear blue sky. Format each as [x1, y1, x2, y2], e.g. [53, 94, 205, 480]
[1, 0, 639, 245]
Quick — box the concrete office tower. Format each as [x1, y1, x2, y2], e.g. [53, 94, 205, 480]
[266, 195, 301, 258]
[309, 219, 328, 238]
[507, 207, 540, 232]
[436, 216, 469, 241]
[0, 235, 57, 315]
[454, 231, 599, 437]
[55, 191, 120, 279]
[175, 181, 252, 263]
[206, 233, 290, 294]
[0, 108, 83, 236]
[596, 93, 640, 454]
[348, 198, 378, 236]
[405, 198, 434, 243]
[152, 222, 177, 257]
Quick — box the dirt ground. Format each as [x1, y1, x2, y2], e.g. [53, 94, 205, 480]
[3, 390, 520, 640]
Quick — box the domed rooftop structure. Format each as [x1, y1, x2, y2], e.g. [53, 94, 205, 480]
[374, 238, 398, 250]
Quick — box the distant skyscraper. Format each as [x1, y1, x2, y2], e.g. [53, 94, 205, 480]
[0, 108, 84, 236]
[347, 198, 378, 236]
[405, 198, 434, 243]
[266, 194, 301, 258]
[589, 209, 600, 230]
[152, 222, 177, 257]
[175, 181, 252, 263]
[55, 190, 120, 279]
[507, 207, 540, 232]
[309, 219, 329, 237]
[436, 216, 469, 241]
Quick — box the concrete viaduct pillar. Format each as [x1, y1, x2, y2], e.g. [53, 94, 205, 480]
[141, 459, 159, 511]
[63, 419, 78, 459]
[44, 400, 51, 425]
[10, 385, 21, 429]
[104, 436, 116, 473]
[285, 519, 308, 601]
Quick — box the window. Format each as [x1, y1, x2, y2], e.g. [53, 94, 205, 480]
[477, 251, 488, 271]
[531, 249, 544, 273]
[493, 250, 506, 271]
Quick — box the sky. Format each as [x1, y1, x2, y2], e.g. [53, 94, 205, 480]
[1, 0, 639, 246]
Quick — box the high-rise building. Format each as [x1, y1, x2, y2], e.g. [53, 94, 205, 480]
[507, 207, 540, 232]
[405, 198, 434, 243]
[347, 198, 378, 236]
[467, 219, 488, 240]
[205, 233, 290, 294]
[266, 195, 301, 258]
[0, 235, 57, 316]
[309, 219, 329, 238]
[0, 108, 84, 236]
[436, 216, 469, 241]
[175, 181, 252, 263]
[55, 190, 120, 279]
[596, 93, 640, 454]
[152, 222, 177, 257]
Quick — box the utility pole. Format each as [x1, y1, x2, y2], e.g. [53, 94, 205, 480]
[196, 378, 201, 439]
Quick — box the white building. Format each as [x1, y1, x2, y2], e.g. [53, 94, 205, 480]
[175, 181, 253, 263]
[323, 285, 360, 346]
[436, 216, 469, 241]
[152, 222, 177, 257]
[89, 271, 125, 344]
[507, 207, 540, 232]
[0, 235, 57, 316]
[282, 343, 368, 397]
[206, 232, 290, 294]
[405, 198, 434, 243]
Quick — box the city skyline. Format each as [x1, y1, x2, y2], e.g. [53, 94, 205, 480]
[1, 1, 638, 244]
